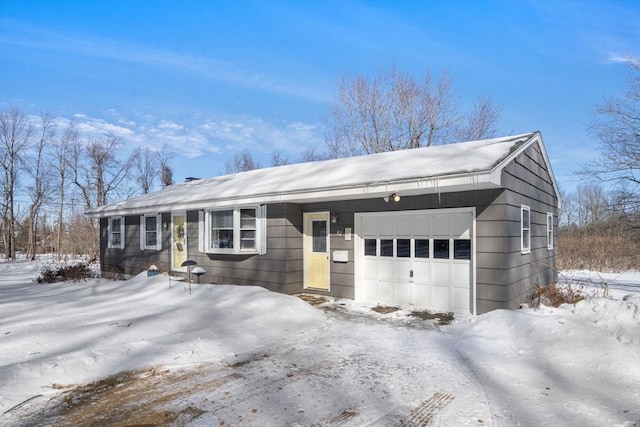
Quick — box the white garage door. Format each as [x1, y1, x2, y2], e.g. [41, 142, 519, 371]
[355, 208, 474, 315]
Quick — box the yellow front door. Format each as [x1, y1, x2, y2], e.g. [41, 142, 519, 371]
[304, 212, 330, 290]
[172, 213, 187, 271]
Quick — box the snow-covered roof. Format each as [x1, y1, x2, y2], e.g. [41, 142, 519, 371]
[87, 132, 555, 217]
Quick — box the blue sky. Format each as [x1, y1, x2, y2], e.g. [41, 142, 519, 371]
[1, 0, 638, 195]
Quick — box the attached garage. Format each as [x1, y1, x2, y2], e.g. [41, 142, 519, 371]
[355, 209, 474, 314]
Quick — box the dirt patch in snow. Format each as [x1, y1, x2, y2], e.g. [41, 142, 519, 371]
[296, 293, 332, 306]
[296, 294, 455, 326]
[410, 310, 455, 325]
[371, 304, 400, 314]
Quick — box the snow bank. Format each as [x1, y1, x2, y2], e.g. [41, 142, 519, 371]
[0, 272, 322, 413]
[446, 298, 640, 426]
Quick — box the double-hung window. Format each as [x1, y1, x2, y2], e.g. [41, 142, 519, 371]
[140, 214, 162, 250]
[211, 210, 235, 249]
[206, 206, 266, 254]
[108, 216, 125, 249]
[521, 205, 531, 254]
[546, 212, 554, 250]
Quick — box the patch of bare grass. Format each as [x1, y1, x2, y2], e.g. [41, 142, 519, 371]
[527, 278, 610, 309]
[529, 282, 584, 308]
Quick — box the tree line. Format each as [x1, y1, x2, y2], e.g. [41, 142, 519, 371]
[0, 108, 174, 260]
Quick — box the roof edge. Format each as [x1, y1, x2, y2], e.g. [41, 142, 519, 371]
[85, 170, 499, 218]
[489, 131, 562, 210]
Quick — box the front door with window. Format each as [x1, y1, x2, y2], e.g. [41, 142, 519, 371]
[303, 212, 330, 290]
[171, 213, 187, 271]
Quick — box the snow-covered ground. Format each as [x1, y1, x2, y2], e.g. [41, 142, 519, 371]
[1, 259, 639, 426]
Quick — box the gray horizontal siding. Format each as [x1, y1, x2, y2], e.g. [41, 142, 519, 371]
[100, 214, 172, 276]
[475, 142, 559, 312]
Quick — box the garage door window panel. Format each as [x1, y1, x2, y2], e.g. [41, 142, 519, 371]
[364, 238, 377, 256]
[397, 239, 411, 258]
[415, 239, 430, 258]
[454, 239, 471, 260]
[434, 239, 450, 259]
[380, 239, 394, 257]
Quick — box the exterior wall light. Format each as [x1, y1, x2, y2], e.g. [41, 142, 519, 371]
[384, 193, 401, 203]
[331, 212, 339, 224]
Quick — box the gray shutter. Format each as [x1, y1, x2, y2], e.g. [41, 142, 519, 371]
[140, 215, 145, 250]
[198, 210, 205, 253]
[120, 217, 126, 249]
[156, 214, 162, 251]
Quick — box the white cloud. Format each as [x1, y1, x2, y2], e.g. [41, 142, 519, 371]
[75, 117, 134, 139]
[606, 54, 639, 66]
[157, 120, 184, 131]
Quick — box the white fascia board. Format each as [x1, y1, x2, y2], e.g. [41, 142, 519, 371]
[536, 136, 563, 210]
[86, 171, 498, 218]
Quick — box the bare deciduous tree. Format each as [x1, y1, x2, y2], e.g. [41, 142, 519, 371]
[158, 145, 174, 187]
[51, 120, 78, 259]
[270, 150, 290, 166]
[223, 149, 261, 174]
[584, 59, 639, 209]
[70, 134, 133, 208]
[324, 65, 503, 158]
[455, 95, 504, 142]
[298, 146, 331, 163]
[26, 112, 54, 260]
[133, 147, 158, 194]
[0, 106, 34, 259]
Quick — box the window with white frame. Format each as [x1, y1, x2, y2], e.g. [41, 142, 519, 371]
[547, 212, 554, 250]
[205, 206, 266, 254]
[140, 214, 162, 250]
[108, 216, 125, 249]
[521, 205, 531, 254]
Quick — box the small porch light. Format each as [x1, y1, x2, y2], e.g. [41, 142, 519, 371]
[331, 212, 339, 224]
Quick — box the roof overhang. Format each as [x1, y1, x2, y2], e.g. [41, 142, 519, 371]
[86, 170, 501, 218]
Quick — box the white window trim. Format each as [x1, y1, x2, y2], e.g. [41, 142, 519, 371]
[140, 214, 162, 251]
[203, 205, 267, 255]
[521, 205, 531, 254]
[107, 216, 125, 249]
[546, 212, 554, 251]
